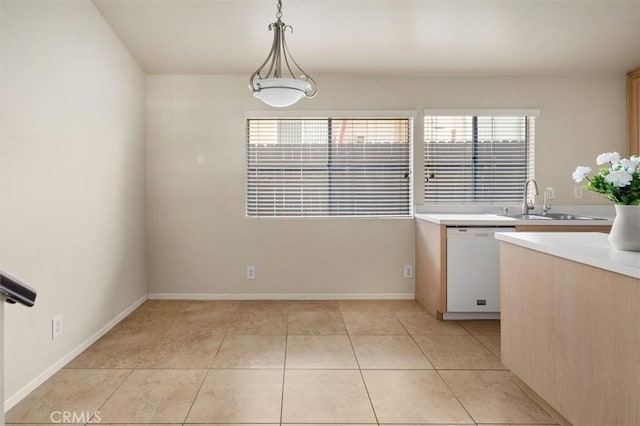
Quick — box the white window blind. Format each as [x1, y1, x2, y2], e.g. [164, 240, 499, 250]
[424, 114, 535, 203]
[247, 118, 412, 217]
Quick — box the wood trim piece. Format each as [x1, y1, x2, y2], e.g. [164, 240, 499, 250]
[500, 243, 640, 426]
[628, 66, 640, 156]
[439, 224, 447, 314]
[415, 220, 446, 315]
[515, 225, 611, 233]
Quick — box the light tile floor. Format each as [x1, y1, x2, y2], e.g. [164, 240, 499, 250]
[7, 299, 558, 425]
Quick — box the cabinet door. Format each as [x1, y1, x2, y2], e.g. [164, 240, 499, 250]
[628, 67, 640, 156]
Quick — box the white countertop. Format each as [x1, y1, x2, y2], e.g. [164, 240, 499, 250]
[495, 232, 640, 279]
[415, 213, 613, 226]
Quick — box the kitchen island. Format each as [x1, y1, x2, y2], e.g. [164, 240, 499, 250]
[496, 232, 640, 426]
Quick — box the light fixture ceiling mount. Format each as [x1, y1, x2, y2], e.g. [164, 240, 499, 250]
[249, 0, 317, 108]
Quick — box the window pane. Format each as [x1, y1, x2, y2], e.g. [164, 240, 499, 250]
[247, 117, 412, 217]
[424, 115, 535, 204]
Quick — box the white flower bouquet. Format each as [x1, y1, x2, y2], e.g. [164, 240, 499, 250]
[572, 152, 640, 205]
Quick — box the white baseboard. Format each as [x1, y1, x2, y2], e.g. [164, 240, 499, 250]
[4, 294, 147, 412]
[148, 293, 415, 300]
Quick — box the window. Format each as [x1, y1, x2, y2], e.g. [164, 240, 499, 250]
[247, 117, 412, 217]
[423, 111, 537, 204]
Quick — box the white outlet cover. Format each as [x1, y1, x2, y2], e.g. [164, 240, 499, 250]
[574, 186, 584, 198]
[246, 266, 256, 280]
[52, 315, 63, 340]
[403, 265, 414, 279]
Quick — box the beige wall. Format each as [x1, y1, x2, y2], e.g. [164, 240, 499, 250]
[1, 0, 147, 403]
[146, 73, 626, 297]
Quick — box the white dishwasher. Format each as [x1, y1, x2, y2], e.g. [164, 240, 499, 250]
[445, 227, 515, 319]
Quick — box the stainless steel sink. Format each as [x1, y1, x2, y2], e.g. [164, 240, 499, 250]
[502, 213, 553, 220]
[502, 213, 606, 220]
[540, 213, 607, 220]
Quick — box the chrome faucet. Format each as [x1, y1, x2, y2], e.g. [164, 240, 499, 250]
[542, 187, 555, 215]
[521, 178, 539, 214]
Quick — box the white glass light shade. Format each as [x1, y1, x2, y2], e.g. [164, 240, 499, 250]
[253, 78, 311, 108]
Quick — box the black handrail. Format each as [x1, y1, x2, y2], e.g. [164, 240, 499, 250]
[0, 271, 37, 307]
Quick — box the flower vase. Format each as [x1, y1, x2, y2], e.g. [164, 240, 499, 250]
[609, 205, 640, 251]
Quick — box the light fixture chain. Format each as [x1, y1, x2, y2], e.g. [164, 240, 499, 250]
[276, 0, 283, 20]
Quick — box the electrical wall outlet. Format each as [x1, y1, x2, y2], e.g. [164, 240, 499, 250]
[403, 264, 414, 279]
[52, 315, 63, 340]
[574, 186, 583, 199]
[196, 153, 205, 165]
[246, 265, 256, 280]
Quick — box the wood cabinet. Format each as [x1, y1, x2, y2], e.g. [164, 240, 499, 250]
[628, 66, 640, 155]
[414, 221, 612, 317]
[514, 224, 611, 233]
[500, 243, 640, 426]
[415, 220, 447, 317]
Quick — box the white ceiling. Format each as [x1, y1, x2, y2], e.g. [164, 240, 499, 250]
[92, 0, 640, 76]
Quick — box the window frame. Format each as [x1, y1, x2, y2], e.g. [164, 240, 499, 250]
[422, 109, 540, 205]
[245, 110, 416, 219]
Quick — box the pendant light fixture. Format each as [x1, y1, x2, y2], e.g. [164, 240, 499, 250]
[249, 0, 317, 108]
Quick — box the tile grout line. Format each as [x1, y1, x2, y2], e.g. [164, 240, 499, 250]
[394, 310, 478, 425]
[455, 319, 505, 368]
[403, 314, 504, 368]
[341, 309, 381, 425]
[88, 305, 187, 423]
[206, 319, 230, 370]
[448, 319, 550, 423]
[90, 367, 136, 423]
[434, 363, 478, 424]
[393, 309, 435, 368]
[466, 331, 504, 367]
[136, 311, 178, 369]
[182, 305, 228, 424]
[279, 307, 291, 424]
[179, 368, 208, 424]
[170, 306, 207, 425]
